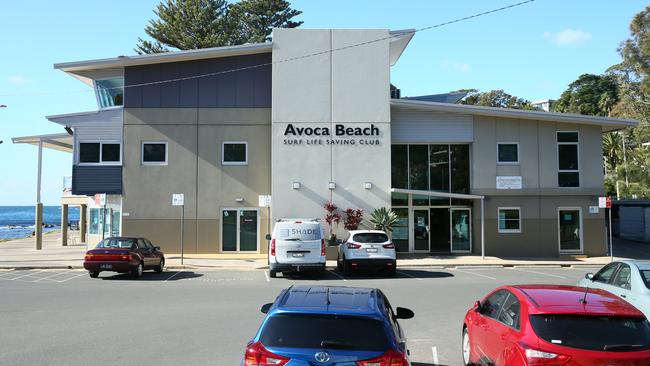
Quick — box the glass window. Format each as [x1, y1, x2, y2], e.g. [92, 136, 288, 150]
[480, 290, 509, 319]
[352, 233, 389, 243]
[95, 77, 124, 109]
[222, 142, 247, 165]
[641, 270, 650, 289]
[498, 294, 521, 330]
[593, 263, 619, 283]
[451, 209, 471, 252]
[558, 172, 580, 187]
[144, 239, 154, 249]
[409, 145, 428, 190]
[412, 194, 429, 206]
[111, 210, 120, 237]
[559, 209, 581, 252]
[259, 313, 390, 352]
[558, 132, 579, 187]
[96, 238, 134, 249]
[102, 144, 120, 162]
[142, 142, 167, 165]
[89, 208, 99, 234]
[497, 143, 518, 164]
[79, 143, 100, 163]
[529, 315, 650, 351]
[137, 239, 147, 250]
[498, 208, 521, 233]
[557, 132, 579, 142]
[391, 145, 408, 189]
[558, 145, 578, 170]
[450, 145, 470, 194]
[612, 264, 632, 290]
[391, 192, 408, 206]
[392, 208, 409, 252]
[429, 144, 449, 192]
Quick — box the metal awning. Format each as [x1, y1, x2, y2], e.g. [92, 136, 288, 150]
[12, 132, 73, 153]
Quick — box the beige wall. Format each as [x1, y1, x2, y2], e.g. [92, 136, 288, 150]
[121, 108, 271, 254]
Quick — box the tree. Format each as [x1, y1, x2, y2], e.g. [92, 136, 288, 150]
[618, 6, 650, 96]
[136, 0, 302, 54]
[458, 89, 536, 110]
[554, 74, 620, 116]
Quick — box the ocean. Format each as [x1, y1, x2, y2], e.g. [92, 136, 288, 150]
[0, 206, 80, 240]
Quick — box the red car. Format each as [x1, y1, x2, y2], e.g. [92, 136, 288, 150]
[462, 285, 650, 366]
[83, 237, 165, 278]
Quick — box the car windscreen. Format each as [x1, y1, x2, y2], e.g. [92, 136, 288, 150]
[276, 224, 321, 241]
[352, 233, 389, 244]
[96, 239, 134, 249]
[641, 270, 650, 289]
[529, 314, 650, 351]
[259, 313, 389, 352]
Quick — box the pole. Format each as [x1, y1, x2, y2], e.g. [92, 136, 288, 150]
[622, 132, 629, 189]
[181, 204, 185, 265]
[480, 197, 485, 260]
[102, 203, 106, 240]
[35, 141, 43, 250]
[609, 207, 614, 262]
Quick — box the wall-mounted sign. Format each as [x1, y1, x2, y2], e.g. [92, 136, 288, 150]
[589, 206, 599, 214]
[258, 195, 272, 207]
[598, 196, 612, 209]
[94, 193, 106, 206]
[172, 193, 185, 206]
[496, 176, 522, 190]
[282, 123, 382, 146]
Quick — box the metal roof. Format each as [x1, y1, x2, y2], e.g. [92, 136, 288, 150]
[12, 133, 73, 153]
[46, 107, 122, 127]
[275, 285, 381, 317]
[402, 92, 468, 104]
[391, 99, 637, 132]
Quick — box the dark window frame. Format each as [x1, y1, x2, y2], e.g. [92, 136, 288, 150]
[497, 142, 519, 165]
[557, 131, 580, 187]
[141, 141, 168, 166]
[78, 142, 122, 165]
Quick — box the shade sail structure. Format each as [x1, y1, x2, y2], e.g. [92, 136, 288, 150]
[12, 133, 73, 153]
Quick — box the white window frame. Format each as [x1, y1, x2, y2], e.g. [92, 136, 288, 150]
[557, 207, 584, 254]
[497, 207, 521, 233]
[557, 131, 580, 188]
[141, 141, 168, 166]
[77, 141, 122, 166]
[497, 142, 519, 165]
[222, 141, 248, 166]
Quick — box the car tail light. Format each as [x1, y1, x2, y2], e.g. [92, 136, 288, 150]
[321, 239, 326, 256]
[294, 221, 302, 224]
[244, 341, 289, 366]
[84, 253, 93, 261]
[383, 242, 395, 249]
[524, 349, 571, 365]
[347, 243, 362, 249]
[271, 239, 276, 256]
[120, 254, 131, 261]
[356, 349, 408, 366]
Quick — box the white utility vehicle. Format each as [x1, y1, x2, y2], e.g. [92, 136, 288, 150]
[266, 219, 326, 278]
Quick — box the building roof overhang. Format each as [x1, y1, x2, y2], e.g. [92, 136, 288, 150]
[12, 133, 73, 153]
[389, 29, 415, 66]
[46, 107, 122, 127]
[391, 188, 484, 200]
[391, 99, 638, 132]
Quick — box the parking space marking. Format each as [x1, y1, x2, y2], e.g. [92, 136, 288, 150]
[55, 272, 88, 283]
[9, 270, 49, 281]
[432, 346, 439, 365]
[512, 268, 566, 279]
[454, 268, 496, 280]
[34, 270, 75, 282]
[164, 270, 184, 282]
[264, 271, 270, 282]
[328, 270, 347, 281]
[397, 270, 422, 281]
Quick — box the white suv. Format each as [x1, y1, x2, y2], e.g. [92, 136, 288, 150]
[337, 230, 396, 276]
[266, 219, 326, 278]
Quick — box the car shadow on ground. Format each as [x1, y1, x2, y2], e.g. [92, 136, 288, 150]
[278, 269, 454, 281]
[412, 363, 447, 366]
[98, 271, 203, 281]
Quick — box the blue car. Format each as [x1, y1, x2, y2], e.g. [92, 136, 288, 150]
[242, 285, 414, 365]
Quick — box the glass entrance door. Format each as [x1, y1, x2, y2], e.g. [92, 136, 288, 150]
[559, 208, 582, 253]
[429, 208, 450, 253]
[222, 208, 259, 252]
[451, 208, 471, 253]
[413, 210, 429, 251]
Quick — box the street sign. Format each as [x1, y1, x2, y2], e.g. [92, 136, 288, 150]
[598, 196, 612, 209]
[258, 195, 272, 207]
[172, 193, 185, 206]
[94, 193, 106, 206]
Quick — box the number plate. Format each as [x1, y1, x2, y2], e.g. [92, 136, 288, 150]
[292, 253, 305, 257]
[100, 264, 112, 269]
[366, 248, 378, 253]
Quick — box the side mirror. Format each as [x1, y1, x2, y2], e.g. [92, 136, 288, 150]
[154, 246, 160, 251]
[473, 300, 481, 312]
[395, 307, 414, 319]
[585, 273, 594, 280]
[265, 234, 271, 241]
[260, 303, 272, 314]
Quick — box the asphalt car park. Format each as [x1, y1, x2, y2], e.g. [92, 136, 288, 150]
[0, 266, 599, 365]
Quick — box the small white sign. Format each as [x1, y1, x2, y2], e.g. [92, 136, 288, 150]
[172, 193, 185, 206]
[589, 206, 599, 214]
[598, 197, 607, 208]
[122, 212, 130, 217]
[258, 195, 272, 207]
[496, 176, 522, 190]
[95, 193, 106, 206]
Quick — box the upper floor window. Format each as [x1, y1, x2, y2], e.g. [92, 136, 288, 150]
[79, 142, 121, 164]
[497, 143, 519, 164]
[142, 141, 168, 166]
[95, 77, 124, 109]
[222, 142, 248, 165]
[557, 132, 579, 187]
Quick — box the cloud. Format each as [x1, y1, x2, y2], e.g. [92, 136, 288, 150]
[543, 29, 592, 46]
[441, 60, 471, 73]
[8, 75, 31, 85]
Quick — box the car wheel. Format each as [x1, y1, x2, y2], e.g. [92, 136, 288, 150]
[155, 259, 164, 273]
[89, 271, 99, 278]
[269, 270, 277, 278]
[462, 327, 473, 366]
[132, 262, 144, 278]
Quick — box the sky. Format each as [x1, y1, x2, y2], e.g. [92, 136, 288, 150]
[0, 0, 647, 205]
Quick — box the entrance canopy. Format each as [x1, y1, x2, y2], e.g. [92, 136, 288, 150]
[12, 132, 73, 153]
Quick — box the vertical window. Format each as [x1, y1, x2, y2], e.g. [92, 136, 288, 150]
[498, 207, 521, 233]
[391, 145, 408, 189]
[89, 208, 99, 235]
[102, 144, 120, 162]
[497, 143, 519, 164]
[95, 77, 124, 109]
[222, 142, 248, 165]
[408, 145, 428, 190]
[450, 144, 470, 195]
[142, 142, 168, 165]
[557, 132, 579, 187]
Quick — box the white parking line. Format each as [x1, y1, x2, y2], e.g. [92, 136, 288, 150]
[397, 270, 422, 281]
[164, 270, 184, 282]
[34, 271, 73, 283]
[56, 272, 88, 283]
[328, 270, 347, 281]
[0, 270, 43, 281]
[431, 346, 439, 365]
[512, 268, 566, 279]
[454, 268, 497, 280]
[264, 271, 270, 282]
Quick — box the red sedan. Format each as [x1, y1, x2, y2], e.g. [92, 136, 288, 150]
[462, 285, 650, 365]
[83, 237, 165, 278]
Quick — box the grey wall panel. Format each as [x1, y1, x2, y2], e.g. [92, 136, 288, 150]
[124, 53, 271, 109]
[72, 165, 122, 195]
[391, 109, 474, 142]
